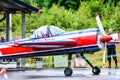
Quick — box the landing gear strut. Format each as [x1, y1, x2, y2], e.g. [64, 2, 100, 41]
[81, 53, 100, 75]
[64, 53, 73, 76]
[64, 53, 101, 76]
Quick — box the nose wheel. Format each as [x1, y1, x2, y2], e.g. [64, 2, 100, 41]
[64, 67, 73, 76]
[81, 53, 101, 75]
[92, 66, 100, 75]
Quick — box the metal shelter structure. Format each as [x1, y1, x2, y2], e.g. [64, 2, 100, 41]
[0, 0, 41, 69]
[0, 0, 41, 41]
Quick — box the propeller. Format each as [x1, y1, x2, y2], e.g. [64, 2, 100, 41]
[96, 13, 119, 42]
[95, 13, 119, 67]
[95, 13, 107, 67]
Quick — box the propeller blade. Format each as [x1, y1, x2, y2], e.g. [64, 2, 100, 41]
[103, 42, 107, 67]
[96, 13, 106, 36]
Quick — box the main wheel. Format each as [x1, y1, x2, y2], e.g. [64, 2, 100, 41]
[64, 67, 73, 76]
[92, 66, 100, 75]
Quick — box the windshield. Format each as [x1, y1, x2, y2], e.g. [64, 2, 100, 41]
[30, 26, 65, 38]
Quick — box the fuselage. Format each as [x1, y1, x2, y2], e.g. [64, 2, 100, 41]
[0, 28, 100, 58]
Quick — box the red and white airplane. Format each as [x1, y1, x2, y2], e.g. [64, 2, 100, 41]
[0, 13, 119, 76]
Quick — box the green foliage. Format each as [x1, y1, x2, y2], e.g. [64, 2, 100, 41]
[21, 0, 80, 10]
[55, 0, 80, 10]
[25, 3, 98, 32]
[0, 14, 6, 31]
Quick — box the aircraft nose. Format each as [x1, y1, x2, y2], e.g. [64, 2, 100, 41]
[100, 33, 119, 43]
[100, 36, 112, 43]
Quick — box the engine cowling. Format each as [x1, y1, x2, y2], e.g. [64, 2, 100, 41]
[97, 32, 118, 49]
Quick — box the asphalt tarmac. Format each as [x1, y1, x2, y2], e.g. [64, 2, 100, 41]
[0, 68, 120, 80]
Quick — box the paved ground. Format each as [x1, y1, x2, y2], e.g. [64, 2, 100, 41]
[0, 68, 120, 80]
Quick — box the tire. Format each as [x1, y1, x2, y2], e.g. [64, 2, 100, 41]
[92, 66, 100, 75]
[64, 67, 73, 76]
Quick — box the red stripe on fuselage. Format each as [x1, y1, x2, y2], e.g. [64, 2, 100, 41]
[75, 35, 97, 46]
[0, 47, 34, 56]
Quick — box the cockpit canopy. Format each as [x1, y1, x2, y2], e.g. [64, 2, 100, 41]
[30, 25, 65, 38]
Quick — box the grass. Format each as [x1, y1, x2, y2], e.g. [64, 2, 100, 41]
[85, 45, 120, 68]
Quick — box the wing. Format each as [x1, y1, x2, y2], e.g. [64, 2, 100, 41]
[17, 39, 76, 48]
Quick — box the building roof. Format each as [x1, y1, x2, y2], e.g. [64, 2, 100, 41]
[0, 0, 41, 14]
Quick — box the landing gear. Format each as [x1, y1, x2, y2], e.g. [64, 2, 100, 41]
[64, 53, 101, 76]
[92, 66, 100, 75]
[81, 53, 101, 75]
[64, 53, 73, 76]
[64, 67, 73, 76]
